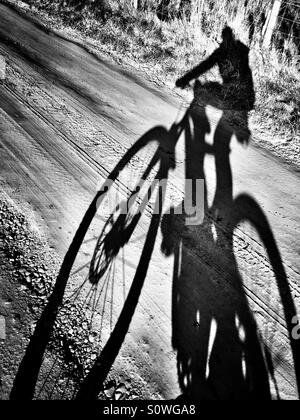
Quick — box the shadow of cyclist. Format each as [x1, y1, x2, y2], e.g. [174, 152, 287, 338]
[161, 27, 299, 400]
[10, 26, 299, 401]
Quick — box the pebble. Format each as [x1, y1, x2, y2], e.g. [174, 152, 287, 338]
[104, 384, 115, 399]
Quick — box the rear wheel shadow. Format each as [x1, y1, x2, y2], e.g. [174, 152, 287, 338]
[232, 193, 300, 395]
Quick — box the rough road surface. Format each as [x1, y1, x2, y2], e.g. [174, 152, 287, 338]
[0, 3, 299, 400]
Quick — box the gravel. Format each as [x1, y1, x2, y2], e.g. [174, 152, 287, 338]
[0, 194, 137, 399]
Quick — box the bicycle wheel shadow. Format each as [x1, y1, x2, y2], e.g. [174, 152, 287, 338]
[9, 120, 181, 400]
[160, 81, 300, 400]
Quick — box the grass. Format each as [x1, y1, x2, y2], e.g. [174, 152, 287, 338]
[4, 0, 300, 160]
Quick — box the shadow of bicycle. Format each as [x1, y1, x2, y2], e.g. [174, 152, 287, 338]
[10, 47, 300, 400]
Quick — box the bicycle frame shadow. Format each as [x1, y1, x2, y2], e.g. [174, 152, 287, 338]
[10, 123, 180, 400]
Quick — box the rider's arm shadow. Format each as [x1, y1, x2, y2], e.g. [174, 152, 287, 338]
[176, 49, 220, 87]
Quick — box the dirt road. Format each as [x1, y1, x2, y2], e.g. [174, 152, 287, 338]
[0, 3, 299, 400]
